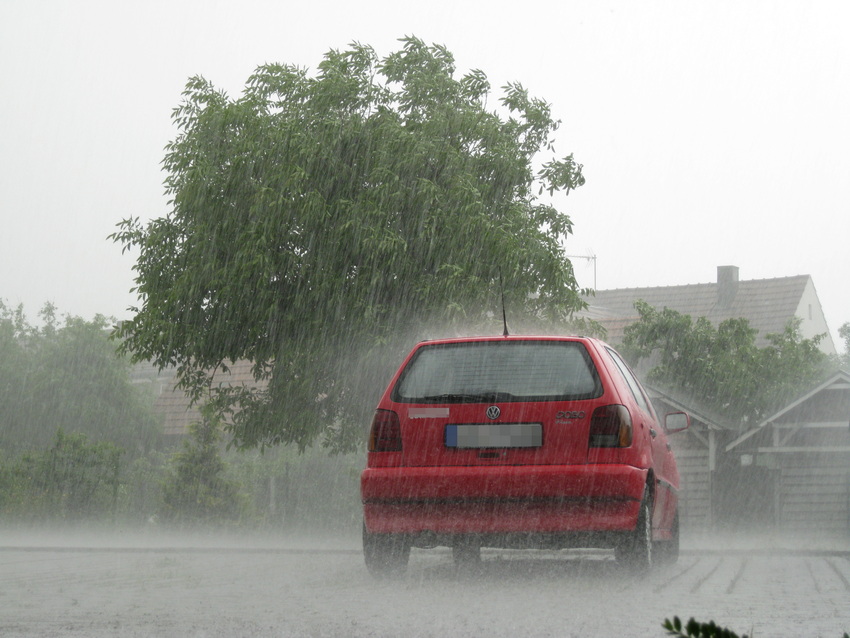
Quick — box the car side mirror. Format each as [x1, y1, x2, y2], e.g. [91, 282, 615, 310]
[665, 411, 690, 433]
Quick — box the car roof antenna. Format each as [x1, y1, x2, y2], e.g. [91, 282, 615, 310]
[499, 267, 509, 337]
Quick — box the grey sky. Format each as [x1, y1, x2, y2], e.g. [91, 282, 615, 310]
[2, 1, 848, 350]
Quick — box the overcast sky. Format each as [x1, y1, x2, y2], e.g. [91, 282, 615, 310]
[2, 1, 848, 350]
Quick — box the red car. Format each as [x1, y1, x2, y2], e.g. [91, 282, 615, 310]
[360, 335, 689, 576]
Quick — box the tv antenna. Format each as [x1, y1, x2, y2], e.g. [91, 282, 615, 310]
[565, 252, 597, 290]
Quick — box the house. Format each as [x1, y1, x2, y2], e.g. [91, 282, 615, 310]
[584, 266, 847, 536]
[583, 265, 836, 355]
[131, 360, 265, 437]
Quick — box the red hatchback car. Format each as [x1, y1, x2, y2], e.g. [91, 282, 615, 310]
[360, 335, 689, 576]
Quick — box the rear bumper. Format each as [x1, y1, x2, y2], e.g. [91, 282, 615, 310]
[361, 464, 647, 535]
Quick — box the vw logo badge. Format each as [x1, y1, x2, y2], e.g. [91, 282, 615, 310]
[486, 405, 501, 420]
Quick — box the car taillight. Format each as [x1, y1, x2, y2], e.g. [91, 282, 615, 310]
[589, 404, 633, 447]
[368, 410, 402, 452]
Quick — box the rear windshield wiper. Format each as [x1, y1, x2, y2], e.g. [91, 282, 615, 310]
[421, 391, 516, 403]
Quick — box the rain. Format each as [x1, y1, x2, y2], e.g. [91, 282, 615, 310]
[2, 2, 850, 637]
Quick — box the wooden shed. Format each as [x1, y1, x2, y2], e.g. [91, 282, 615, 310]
[650, 372, 850, 536]
[725, 370, 850, 535]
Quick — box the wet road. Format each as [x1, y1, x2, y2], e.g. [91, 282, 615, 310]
[1, 538, 849, 637]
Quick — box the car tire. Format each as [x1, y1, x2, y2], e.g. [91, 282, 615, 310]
[362, 523, 410, 579]
[654, 510, 679, 566]
[452, 538, 481, 568]
[616, 487, 652, 572]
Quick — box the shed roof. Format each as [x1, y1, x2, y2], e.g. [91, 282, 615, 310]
[758, 369, 850, 428]
[647, 384, 728, 431]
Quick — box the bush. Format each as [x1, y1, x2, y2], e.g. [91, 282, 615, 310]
[0, 429, 121, 521]
[159, 409, 250, 526]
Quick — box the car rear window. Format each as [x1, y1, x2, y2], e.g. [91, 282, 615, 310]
[392, 340, 603, 403]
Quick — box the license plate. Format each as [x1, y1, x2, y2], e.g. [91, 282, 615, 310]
[445, 423, 542, 448]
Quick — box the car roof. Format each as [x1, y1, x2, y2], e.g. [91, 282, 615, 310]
[415, 335, 606, 346]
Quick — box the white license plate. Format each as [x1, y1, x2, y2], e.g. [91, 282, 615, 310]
[445, 423, 542, 448]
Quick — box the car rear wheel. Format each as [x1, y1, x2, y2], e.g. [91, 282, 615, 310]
[616, 487, 652, 572]
[362, 523, 410, 578]
[452, 538, 481, 568]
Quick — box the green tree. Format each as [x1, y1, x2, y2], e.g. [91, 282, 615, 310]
[112, 37, 587, 452]
[0, 302, 31, 447]
[0, 301, 161, 454]
[838, 321, 850, 370]
[622, 300, 831, 425]
[160, 407, 248, 525]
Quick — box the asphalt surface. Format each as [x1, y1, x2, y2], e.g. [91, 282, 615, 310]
[2, 534, 849, 637]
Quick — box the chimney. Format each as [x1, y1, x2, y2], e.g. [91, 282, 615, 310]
[717, 265, 739, 307]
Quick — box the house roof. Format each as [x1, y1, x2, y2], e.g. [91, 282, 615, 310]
[583, 268, 813, 346]
[132, 360, 267, 436]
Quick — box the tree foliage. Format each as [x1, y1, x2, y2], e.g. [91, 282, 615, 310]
[663, 616, 750, 638]
[622, 300, 831, 425]
[838, 321, 850, 370]
[112, 37, 587, 452]
[1, 429, 122, 521]
[663, 615, 848, 638]
[0, 301, 161, 454]
[160, 407, 248, 525]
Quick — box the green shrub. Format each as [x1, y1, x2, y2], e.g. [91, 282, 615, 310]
[663, 616, 849, 638]
[159, 409, 250, 526]
[0, 429, 121, 521]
